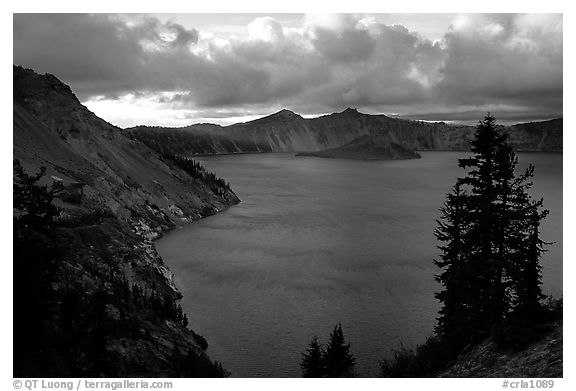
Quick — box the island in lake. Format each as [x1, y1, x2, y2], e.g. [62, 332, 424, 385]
[296, 134, 421, 160]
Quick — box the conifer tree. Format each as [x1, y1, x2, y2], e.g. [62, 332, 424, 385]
[434, 114, 548, 347]
[13, 159, 63, 366]
[324, 324, 355, 377]
[13, 158, 62, 237]
[433, 183, 472, 350]
[512, 207, 548, 316]
[300, 336, 325, 377]
[456, 114, 507, 337]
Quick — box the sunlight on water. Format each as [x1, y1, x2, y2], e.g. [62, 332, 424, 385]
[156, 152, 562, 377]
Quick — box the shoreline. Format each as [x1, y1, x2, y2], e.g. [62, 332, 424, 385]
[189, 149, 563, 159]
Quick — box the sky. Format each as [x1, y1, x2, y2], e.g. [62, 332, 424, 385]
[13, 13, 563, 127]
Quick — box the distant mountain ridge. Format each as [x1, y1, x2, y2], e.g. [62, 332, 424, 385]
[128, 108, 562, 158]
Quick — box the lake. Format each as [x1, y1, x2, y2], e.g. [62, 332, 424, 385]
[156, 152, 562, 377]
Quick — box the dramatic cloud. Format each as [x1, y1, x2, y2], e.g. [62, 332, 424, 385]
[13, 13, 562, 126]
[437, 14, 562, 115]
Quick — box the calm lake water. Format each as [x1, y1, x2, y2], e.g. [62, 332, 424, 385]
[156, 152, 562, 377]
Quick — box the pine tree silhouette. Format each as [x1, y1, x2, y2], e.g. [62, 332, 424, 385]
[324, 324, 355, 377]
[300, 336, 325, 377]
[433, 183, 472, 351]
[434, 114, 549, 349]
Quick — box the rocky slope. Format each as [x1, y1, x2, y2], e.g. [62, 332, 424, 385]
[13, 65, 239, 377]
[506, 119, 563, 152]
[297, 134, 421, 160]
[440, 321, 562, 378]
[129, 108, 562, 157]
[14, 66, 239, 223]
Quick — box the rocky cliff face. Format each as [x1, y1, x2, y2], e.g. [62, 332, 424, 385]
[129, 108, 562, 157]
[13, 66, 238, 377]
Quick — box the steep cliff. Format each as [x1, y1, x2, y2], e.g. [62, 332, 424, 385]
[129, 108, 562, 157]
[13, 66, 238, 377]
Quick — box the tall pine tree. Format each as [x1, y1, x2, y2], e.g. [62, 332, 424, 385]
[13, 159, 63, 373]
[433, 183, 472, 351]
[457, 114, 507, 338]
[434, 114, 548, 349]
[324, 324, 355, 377]
[300, 336, 325, 377]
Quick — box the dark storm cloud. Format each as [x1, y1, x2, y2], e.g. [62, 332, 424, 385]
[14, 14, 143, 96]
[310, 27, 376, 63]
[164, 21, 199, 47]
[13, 13, 562, 123]
[13, 13, 200, 98]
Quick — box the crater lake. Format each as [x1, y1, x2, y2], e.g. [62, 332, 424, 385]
[156, 152, 562, 377]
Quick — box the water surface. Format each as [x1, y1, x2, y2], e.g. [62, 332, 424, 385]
[156, 152, 562, 377]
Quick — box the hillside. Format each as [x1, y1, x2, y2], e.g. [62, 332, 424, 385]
[129, 108, 562, 158]
[507, 119, 563, 152]
[13, 66, 239, 377]
[440, 321, 562, 378]
[14, 66, 239, 222]
[296, 134, 421, 160]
